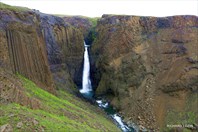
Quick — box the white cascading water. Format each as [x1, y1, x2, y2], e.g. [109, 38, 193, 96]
[80, 43, 92, 93]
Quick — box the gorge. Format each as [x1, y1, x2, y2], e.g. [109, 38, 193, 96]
[0, 2, 198, 132]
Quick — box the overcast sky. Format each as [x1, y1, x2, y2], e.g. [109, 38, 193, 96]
[1, 0, 198, 17]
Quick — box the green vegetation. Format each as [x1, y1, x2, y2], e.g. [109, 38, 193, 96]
[87, 17, 99, 28]
[163, 110, 197, 132]
[0, 2, 29, 11]
[0, 75, 120, 132]
[85, 17, 99, 45]
[86, 29, 97, 45]
[163, 93, 198, 132]
[166, 111, 197, 125]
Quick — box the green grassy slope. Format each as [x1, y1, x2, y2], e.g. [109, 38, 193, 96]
[0, 75, 120, 132]
[0, 2, 29, 11]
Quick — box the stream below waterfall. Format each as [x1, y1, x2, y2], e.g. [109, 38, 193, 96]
[79, 43, 137, 132]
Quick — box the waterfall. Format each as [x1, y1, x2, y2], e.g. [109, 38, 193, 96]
[79, 42, 136, 132]
[80, 42, 92, 94]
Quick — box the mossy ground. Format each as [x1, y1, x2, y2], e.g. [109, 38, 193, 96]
[0, 75, 120, 132]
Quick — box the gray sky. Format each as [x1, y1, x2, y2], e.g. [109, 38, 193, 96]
[1, 0, 198, 17]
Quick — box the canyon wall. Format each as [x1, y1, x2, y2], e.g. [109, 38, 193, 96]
[91, 15, 198, 130]
[0, 10, 54, 93]
[38, 12, 84, 92]
[0, 9, 84, 94]
[1, 4, 197, 130]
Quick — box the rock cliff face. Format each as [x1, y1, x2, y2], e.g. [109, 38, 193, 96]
[62, 16, 98, 45]
[0, 10, 54, 93]
[38, 12, 84, 91]
[0, 8, 85, 93]
[91, 15, 198, 130]
[63, 16, 92, 38]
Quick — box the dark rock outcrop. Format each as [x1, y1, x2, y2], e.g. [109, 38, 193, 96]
[37, 12, 84, 91]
